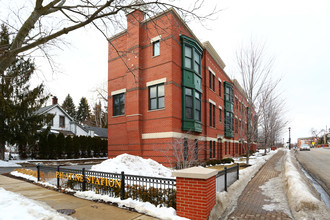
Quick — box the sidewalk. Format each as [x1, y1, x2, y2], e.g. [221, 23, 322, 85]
[0, 175, 157, 220]
[228, 150, 291, 220]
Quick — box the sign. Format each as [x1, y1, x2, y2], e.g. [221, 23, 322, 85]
[56, 171, 121, 188]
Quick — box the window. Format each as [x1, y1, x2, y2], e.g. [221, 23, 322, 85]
[229, 142, 231, 154]
[184, 138, 188, 161]
[209, 141, 215, 158]
[194, 50, 201, 74]
[195, 92, 201, 121]
[219, 108, 222, 122]
[153, 40, 160, 56]
[225, 142, 227, 155]
[181, 35, 203, 132]
[209, 71, 215, 91]
[209, 103, 215, 127]
[235, 118, 238, 133]
[194, 139, 198, 160]
[59, 116, 65, 128]
[184, 46, 192, 69]
[149, 84, 164, 110]
[185, 88, 193, 119]
[219, 80, 221, 96]
[113, 93, 125, 116]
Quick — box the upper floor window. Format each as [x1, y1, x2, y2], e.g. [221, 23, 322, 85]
[185, 88, 193, 119]
[113, 93, 125, 116]
[184, 46, 192, 68]
[219, 80, 221, 96]
[209, 71, 215, 91]
[153, 40, 160, 56]
[194, 51, 201, 74]
[149, 84, 164, 110]
[209, 103, 215, 127]
[59, 116, 65, 128]
[195, 92, 201, 121]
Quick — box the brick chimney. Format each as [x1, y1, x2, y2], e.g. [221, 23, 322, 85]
[52, 96, 58, 105]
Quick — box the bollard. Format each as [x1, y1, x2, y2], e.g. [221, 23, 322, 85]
[82, 168, 86, 191]
[237, 163, 240, 180]
[224, 167, 227, 192]
[120, 171, 125, 200]
[36, 163, 40, 182]
[57, 166, 60, 189]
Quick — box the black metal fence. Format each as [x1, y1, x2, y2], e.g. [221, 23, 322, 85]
[216, 164, 239, 192]
[36, 165, 176, 208]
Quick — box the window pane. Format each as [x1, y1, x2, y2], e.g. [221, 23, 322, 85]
[195, 109, 201, 121]
[158, 84, 164, 97]
[185, 46, 192, 58]
[185, 88, 192, 96]
[153, 41, 160, 56]
[158, 97, 164, 108]
[185, 46, 192, 68]
[150, 99, 157, 110]
[186, 108, 193, 119]
[150, 86, 157, 98]
[185, 58, 191, 68]
[113, 94, 124, 116]
[186, 95, 193, 108]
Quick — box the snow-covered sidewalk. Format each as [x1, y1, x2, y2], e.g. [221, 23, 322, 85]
[0, 187, 73, 220]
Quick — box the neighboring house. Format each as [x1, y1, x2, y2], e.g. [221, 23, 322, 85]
[108, 8, 256, 167]
[84, 126, 108, 140]
[36, 97, 89, 136]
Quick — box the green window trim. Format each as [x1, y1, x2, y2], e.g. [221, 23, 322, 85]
[181, 35, 203, 132]
[224, 81, 234, 138]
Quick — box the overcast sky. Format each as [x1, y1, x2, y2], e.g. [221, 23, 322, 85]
[24, 0, 330, 143]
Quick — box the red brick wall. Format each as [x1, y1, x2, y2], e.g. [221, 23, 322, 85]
[176, 176, 216, 220]
[108, 9, 255, 166]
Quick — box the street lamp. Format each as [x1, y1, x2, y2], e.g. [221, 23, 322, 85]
[288, 127, 291, 150]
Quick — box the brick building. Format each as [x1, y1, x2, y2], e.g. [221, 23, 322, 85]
[108, 8, 256, 167]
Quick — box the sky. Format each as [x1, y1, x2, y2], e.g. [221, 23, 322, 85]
[3, 0, 330, 143]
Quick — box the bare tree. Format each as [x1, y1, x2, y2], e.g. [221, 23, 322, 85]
[235, 39, 279, 164]
[258, 88, 287, 154]
[0, 0, 217, 74]
[153, 135, 207, 169]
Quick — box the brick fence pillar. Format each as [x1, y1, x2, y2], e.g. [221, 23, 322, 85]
[173, 167, 218, 220]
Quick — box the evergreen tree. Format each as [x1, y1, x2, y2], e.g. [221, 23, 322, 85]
[76, 97, 91, 123]
[0, 24, 51, 160]
[62, 94, 76, 119]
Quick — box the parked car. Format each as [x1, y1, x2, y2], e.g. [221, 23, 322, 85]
[300, 144, 311, 151]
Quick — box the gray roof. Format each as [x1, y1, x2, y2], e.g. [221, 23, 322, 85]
[85, 126, 108, 138]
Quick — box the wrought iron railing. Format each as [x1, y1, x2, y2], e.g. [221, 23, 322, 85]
[37, 165, 176, 208]
[216, 164, 239, 192]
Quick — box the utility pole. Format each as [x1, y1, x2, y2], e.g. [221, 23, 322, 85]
[288, 127, 291, 150]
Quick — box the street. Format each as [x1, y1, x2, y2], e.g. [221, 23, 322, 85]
[0, 165, 93, 174]
[296, 148, 330, 196]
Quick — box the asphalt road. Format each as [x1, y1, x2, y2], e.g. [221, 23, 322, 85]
[296, 147, 330, 196]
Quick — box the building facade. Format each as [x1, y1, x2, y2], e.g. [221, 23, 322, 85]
[108, 8, 256, 167]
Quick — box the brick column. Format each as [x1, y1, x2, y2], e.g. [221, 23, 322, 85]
[173, 167, 218, 220]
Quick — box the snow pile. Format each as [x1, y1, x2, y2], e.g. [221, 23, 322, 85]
[283, 150, 330, 219]
[209, 149, 279, 219]
[0, 187, 73, 220]
[91, 154, 173, 178]
[75, 191, 188, 220]
[0, 160, 21, 167]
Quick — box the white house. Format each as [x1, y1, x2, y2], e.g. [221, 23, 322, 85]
[36, 97, 89, 136]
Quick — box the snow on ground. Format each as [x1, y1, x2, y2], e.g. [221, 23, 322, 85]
[91, 153, 173, 178]
[283, 150, 330, 219]
[75, 191, 188, 220]
[0, 187, 74, 220]
[209, 149, 279, 219]
[259, 154, 291, 217]
[0, 160, 22, 167]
